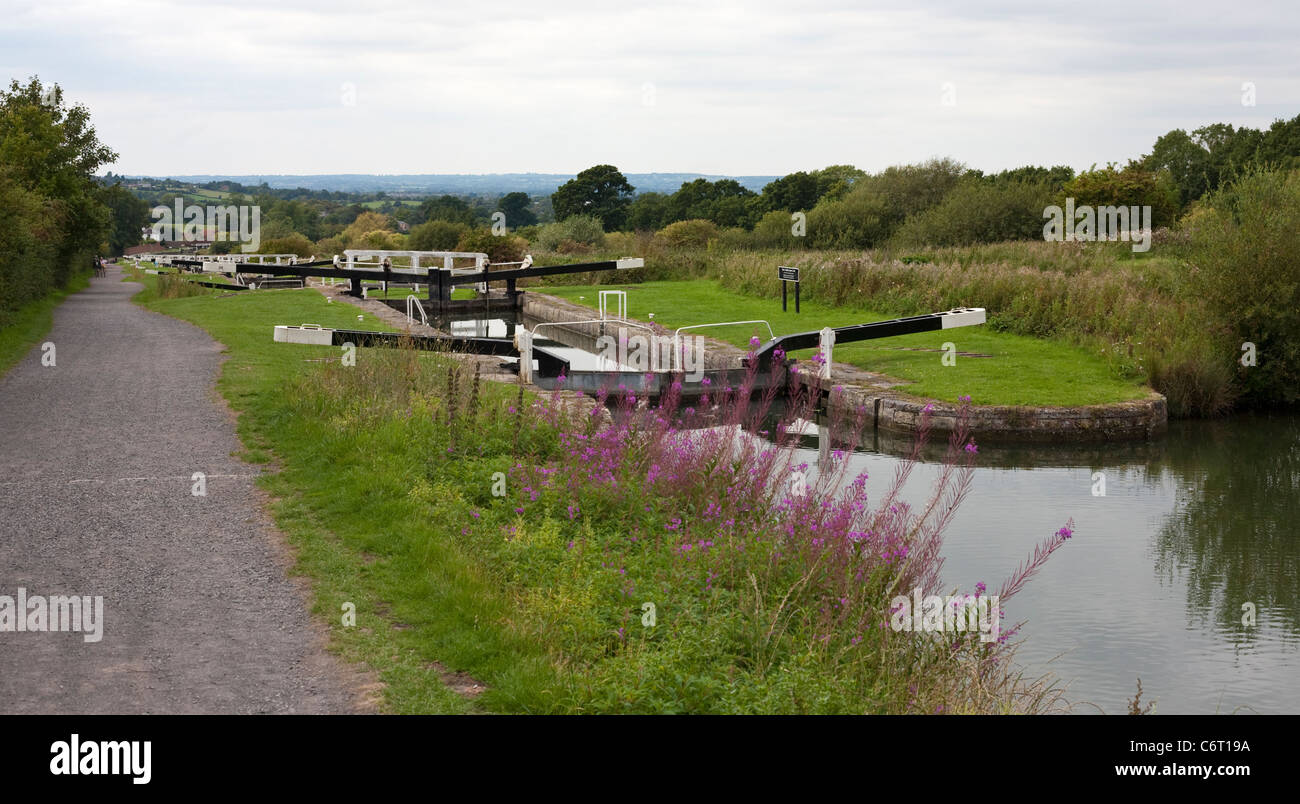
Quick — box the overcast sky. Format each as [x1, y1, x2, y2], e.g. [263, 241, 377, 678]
[3, 0, 1297, 177]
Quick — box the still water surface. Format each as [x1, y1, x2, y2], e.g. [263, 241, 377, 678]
[797, 414, 1299, 714]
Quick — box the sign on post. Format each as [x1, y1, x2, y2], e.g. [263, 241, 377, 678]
[778, 266, 801, 313]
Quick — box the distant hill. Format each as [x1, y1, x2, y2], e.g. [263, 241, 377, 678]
[135, 173, 782, 196]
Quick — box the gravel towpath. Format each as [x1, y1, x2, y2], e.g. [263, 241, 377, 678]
[0, 268, 360, 713]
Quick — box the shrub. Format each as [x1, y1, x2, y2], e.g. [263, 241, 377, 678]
[555, 239, 593, 255]
[752, 210, 806, 249]
[655, 218, 718, 250]
[1181, 166, 1300, 408]
[805, 185, 893, 248]
[456, 227, 528, 263]
[408, 219, 470, 251]
[259, 233, 315, 257]
[533, 215, 607, 251]
[891, 178, 1059, 247]
[711, 227, 753, 251]
[313, 235, 345, 258]
[1061, 164, 1180, 229]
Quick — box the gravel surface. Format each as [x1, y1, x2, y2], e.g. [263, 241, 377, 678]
[0, 268, 362, 713]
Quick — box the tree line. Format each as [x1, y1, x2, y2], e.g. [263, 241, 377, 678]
[0, 77, 147, 328]
[543, 112, 1300, 248]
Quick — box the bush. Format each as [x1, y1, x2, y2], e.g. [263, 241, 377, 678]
[712, 227, 754, 251]
[891, 178, 1059, 247]
[455, 227, 528, 263]
[1182, 166, 1300, 408]
[313, 235, 345, 258]
[1061, 164, 1180, 229]
[408, 219, 470, 251]
[806, 185, 892, 248]
[259, 233, 315, 257]
[600, 231, 640, 255]
[532, 215, 607, 251]
[555, 239, 593, 255]
[655, 219, 718, 249]
[752, 210, 809, 249]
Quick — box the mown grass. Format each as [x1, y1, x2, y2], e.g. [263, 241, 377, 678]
[0, 272, 90, 378]
[538, 279, 1150, 407]
[129, 275, 1070, 714]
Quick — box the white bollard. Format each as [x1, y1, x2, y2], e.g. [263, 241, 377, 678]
[515, 330, 533, 384]
[818, 327, 835, 380]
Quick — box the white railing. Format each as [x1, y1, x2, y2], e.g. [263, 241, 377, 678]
[598, 290, 627, 322]
[517, 319, 656, 384]
[405, 295, 428, 327]
[671, 320, 775, 371]
[530, 319, 654, 338]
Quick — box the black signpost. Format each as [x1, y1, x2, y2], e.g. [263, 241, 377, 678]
[778, 265, 800, 313]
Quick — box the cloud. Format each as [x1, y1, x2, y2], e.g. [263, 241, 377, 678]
[2, 0, 1296, 176]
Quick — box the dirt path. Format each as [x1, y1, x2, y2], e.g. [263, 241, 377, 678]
[0, 268, 362, 713]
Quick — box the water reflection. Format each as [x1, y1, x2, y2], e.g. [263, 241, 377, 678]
[1150, 415, 1300, 641]
[791, 408, 1300, 713]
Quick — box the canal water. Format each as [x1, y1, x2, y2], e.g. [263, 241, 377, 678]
[796, 412, 1300, 714]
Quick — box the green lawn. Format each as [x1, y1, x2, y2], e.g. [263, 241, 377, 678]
[535, 280, 1151, 407]
[0, 274, 90, 378]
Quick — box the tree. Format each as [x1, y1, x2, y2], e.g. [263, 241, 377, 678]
[813, 165, 867, 201]
[551, 165, 634, 230]
[761, 171, 820, 213]
[663, 178, 759, 229]
[496, 192, 537, 228]
[408, 219, 469, 251]
[0, 77, 116, 322]
[418, 194, 480, 226]
[101, 182, 150, 255]
[625, 192, 671, 231]
[1061, 164, 1179, 228]
[341, 211, 392, 246]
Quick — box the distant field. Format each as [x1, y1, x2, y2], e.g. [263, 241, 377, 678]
[362, 199, 421, 209]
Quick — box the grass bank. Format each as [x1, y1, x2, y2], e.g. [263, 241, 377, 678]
[537, 279, 1150, 407]
[129, 273, 1074, 713]
[0, 273, 90, 378]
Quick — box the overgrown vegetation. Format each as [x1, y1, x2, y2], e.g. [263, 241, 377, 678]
[137, 280, 1074, 713]
[0, 78, 117, 329]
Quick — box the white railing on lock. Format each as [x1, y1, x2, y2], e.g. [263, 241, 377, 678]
[516, 319, 656, 384]
[598, 290, 627, 322]
[406, 295, 428, 327]
[670, 321, 775, 371]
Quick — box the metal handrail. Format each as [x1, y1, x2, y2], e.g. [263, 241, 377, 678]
[672, 320, 775, 341]
[405, 295, 428, 327]
[530, 319, 654, 338]
[670, 320, 775, 371]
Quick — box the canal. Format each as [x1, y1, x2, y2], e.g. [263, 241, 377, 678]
[797, 412, 1299, 714]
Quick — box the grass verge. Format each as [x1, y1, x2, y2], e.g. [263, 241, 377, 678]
[0, 273, 91, 378]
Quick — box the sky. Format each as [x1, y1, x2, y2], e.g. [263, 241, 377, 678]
[2, 0, 1297, 178]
